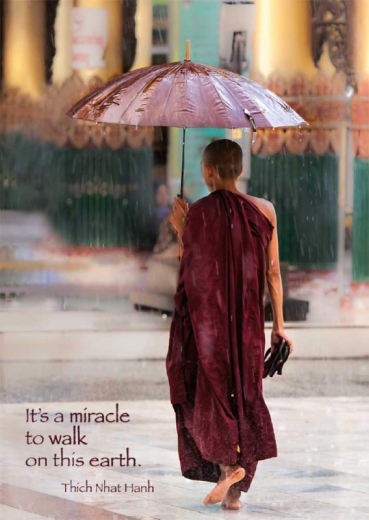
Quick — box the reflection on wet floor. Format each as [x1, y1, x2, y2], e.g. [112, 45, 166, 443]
[1, 211, 368, 326]
[1, 359, 369, 404]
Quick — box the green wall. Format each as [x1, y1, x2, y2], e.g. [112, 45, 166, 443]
[0, 135, 154, 248]
[353, 157, 369, 282]
[248, 154, 339, 269]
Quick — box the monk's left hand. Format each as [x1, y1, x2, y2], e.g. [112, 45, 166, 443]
[271, 329, 293, 355]
[170, 197, 189, 235]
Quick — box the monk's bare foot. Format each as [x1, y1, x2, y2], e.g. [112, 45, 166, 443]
[203, 466, 245, 506]
[221, 498, 244, 510]
[221, 485, 243, 510]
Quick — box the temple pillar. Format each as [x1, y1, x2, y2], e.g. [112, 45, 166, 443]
[252, 0, 316, 80]
[52, 0, 73, 85]
[351, 0, 369, 282]
[73, 0, 122, 83]
[3, 0, 45, 97]
[355, 0, 369, 77]
[131, 0, 153, 70]
[249, 0, 343, 272]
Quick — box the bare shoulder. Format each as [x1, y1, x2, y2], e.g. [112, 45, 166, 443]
[244, 194, 276, 223]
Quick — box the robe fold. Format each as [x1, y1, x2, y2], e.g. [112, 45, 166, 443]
[166, 189, 277, 493]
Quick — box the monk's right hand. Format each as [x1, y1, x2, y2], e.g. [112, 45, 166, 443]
[271, 329, 293, 354]
[170, 197, 189, 236]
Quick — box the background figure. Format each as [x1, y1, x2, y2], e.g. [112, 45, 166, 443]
[152, 183, 171, 239]
[230, 31, 247, 75]
[152, 186, 195, 258]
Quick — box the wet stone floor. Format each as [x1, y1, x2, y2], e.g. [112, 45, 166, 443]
[1, 396, 368, 520]
[1, 358, 369, 403]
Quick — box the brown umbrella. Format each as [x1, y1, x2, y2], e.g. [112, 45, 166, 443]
[67, 41, 306, 197]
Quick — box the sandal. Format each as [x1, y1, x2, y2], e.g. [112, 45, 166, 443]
[263, 339, 290, 378]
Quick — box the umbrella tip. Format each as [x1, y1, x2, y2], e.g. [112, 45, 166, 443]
[185, 40, 191, 61]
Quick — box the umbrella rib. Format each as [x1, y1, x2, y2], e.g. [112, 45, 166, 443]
[133, 61, 184, 126]
[117, 71, 162, 125]
[81, 71, 154, 123]
[219, 69, 301, 123]
[206, 74, 241, 128]
[85, 67, 149, 109]
[158, 62, 185, 123]
[211, 75, 255, 126]
[120, 62, 183, 125]
[206, 65, 281, 119]
[115, 86, 146, 125]
[197, 70, 211, 127]
[206, 64, 302, 127]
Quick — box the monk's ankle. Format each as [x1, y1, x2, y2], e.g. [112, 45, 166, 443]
[223, 464, 241, 477]
[227, 485, 241, 500]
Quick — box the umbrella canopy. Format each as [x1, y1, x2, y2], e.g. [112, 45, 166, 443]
[67, 42, 306, 200]
[66, 60, 305, 130]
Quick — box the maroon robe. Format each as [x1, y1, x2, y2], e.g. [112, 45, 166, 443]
[166, 189, 277, 492]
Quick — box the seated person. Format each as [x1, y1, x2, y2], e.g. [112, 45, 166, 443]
[152, 183, 171, 240]
[152, 184, 190, 259]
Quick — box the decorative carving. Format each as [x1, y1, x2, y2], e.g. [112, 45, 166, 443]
[352, 75, 369, 158]
[357, 75, 369, 96]
[311, 0, 356, 89]
[331, 70, 347, 94]
[352, 98, 369, 127]
[254, 127, 347, 156]
[285, 128, 310, 155]
[289, 73, 310, 97]
[105, 124, 125, 150]
[266, 73, 287, 97]
[262, 129, 285, 156]
[352, 75, 369, 136]
[358, 130, 369, 159]
[0, 75, 154, 150]
[68, 121, 90, 149]
[353, 130, 360, 157]
[288, 99, 346, 125]
[252, 69, 346, 97]
[311, 71, 331, 96]
[330, 128, 341, 154]
[90, 123, 106, 148]
[310, 128, 330, 155]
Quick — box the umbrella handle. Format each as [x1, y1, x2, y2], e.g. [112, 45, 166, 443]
[178, 41, 190, 200]
[178, 127, 186, 199]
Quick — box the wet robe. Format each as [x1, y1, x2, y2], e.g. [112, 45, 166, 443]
[166, 190, 277, 492]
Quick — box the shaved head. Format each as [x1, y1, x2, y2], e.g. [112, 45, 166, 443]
[202, 139, 243, 180]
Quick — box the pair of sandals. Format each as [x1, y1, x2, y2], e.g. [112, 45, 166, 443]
[263, 339, 290, 378]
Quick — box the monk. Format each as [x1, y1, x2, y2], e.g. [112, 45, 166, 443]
[167, 139, 293, 510]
